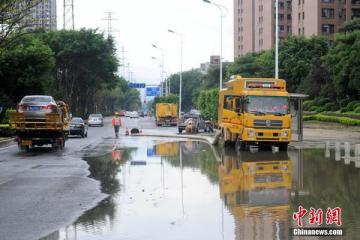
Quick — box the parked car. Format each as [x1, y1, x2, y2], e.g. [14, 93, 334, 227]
[88, 114, 104, 126]
[70, 117, 88, 137]
[178, 112, 206, 134]
[124, 111, 130, 117]
[129, 111, 139, 118]
[17, 95, 60, 119]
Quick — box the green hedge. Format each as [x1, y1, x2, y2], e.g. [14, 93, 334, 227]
[0, 109, 16, 124]
[197, 89, 219, 120]
[0, 125, 15, 137]
[304, 114, 360, 126]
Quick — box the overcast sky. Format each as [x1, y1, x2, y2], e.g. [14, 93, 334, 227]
[57, 0, 234, 85]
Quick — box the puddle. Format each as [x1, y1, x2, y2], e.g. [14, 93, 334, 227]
[40, 138, 360, 240]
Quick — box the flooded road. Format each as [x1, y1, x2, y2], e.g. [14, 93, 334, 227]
[41, 137, 360, 240]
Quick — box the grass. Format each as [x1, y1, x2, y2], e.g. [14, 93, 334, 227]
[0, 124, 9, 128]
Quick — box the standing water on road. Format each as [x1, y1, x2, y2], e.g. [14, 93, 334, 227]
[41, 137, 360, 240]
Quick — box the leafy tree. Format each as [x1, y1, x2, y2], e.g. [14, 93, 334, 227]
[0, 34, 54, 106]
[41, 29, 120, 116]
[324, 29, 360, 100]
[197, 89, 219, 120]
[168, 69, 203, 111]
[0, 0, 42, 47]
[279, 36, 329, 92]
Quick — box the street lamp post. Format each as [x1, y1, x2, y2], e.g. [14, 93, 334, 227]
[168, 29, 185, 119]
[152, 44, 167, 95]
[202, 0, 227, 90]
[152, 56, 164, 96]
[275, 0, 279, 79]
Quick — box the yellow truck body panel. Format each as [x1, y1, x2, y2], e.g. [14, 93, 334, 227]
[155, 103, 178, 126]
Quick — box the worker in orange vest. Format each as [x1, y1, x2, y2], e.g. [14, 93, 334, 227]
[112, 112, 122, 138]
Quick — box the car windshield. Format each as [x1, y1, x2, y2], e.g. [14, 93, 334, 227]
[71, 118, 83, 123]
[22, 96, 52, 103]
[246, 96, 289, 115]
[89, 114, 102, 118]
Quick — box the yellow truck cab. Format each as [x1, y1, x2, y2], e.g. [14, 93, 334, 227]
[218, 75, 291, 150]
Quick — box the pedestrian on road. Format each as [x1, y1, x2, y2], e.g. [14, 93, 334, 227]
[112, 112, 122, 138]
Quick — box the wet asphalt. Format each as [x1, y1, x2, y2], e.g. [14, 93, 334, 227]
[0, 116, 161, 240]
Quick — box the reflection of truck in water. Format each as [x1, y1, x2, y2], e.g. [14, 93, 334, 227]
[218, 75, 291, 151]
[155, 103, 178, 126]
[218, 150, 291, 239]
[154, 141, 179, 156]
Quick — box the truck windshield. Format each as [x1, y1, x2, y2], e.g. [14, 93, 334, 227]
[246, 96, 289, 115]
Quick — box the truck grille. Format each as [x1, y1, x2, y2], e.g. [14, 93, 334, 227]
[255, 174, 283, 183]
[254, 120, 282, 127]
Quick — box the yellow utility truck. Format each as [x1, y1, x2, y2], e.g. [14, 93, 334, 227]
[155, 103, 178, 126]
[218, 75, 291, 151]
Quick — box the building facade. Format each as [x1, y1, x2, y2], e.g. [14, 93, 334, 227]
[234, 0, 360, 59]
[23, 0, 57, 31]
[292, 0, 360, 43]
[234, 0, 292, 58]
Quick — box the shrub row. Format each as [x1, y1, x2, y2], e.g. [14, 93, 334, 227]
[303, 114, 360, 126]
[303, 99, 360, 113]
[0, 125, 15, 137]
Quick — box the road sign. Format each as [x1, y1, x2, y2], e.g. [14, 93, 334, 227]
[129, 83, 146, 88]
[147, 147, 155, 157]
[146, 87, 160, 97]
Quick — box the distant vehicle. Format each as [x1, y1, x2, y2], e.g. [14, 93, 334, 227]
[70, 117, 88, 138]
[124, 111, 130, 117]
[118, 110, 125, 116]
[138, 111, 145, 117]
[17, 95, 61, 119]
[88, 114, 104, 126]
[129, 111, 139, 118]
[155, 103, 178, 126]
[178, 112, 206, 133]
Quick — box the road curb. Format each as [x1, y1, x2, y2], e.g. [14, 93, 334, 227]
[131, 132, 220, 145]
[0, 138, 15, 149]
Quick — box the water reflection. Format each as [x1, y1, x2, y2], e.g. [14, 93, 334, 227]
[40, 139, 360, 240]
[219, 149, 291, 239]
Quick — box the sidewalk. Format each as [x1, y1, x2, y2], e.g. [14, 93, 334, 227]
[0, 138, 15, 149]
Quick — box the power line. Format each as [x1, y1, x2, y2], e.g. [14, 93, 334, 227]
[101, 12, 118, 37]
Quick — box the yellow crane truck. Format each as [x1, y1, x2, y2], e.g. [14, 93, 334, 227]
[10, 99, 70, 152]
[155, 103, 178, 127]
[218, 75, 291, 151]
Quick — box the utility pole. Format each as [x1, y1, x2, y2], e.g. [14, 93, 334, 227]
[63, 0, 75, 30]
[119, 46, 127, 78]
[101, 12, 118, 37]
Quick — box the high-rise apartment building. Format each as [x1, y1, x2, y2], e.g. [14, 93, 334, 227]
[292, 0, 360, 42]
[22, 0, 57, 31]
[234, 0, 360, 59]
[234, 0, 292, 58]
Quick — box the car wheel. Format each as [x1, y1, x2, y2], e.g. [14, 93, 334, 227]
[81, 131, 85, 138]
[85, 132, 88, 137]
